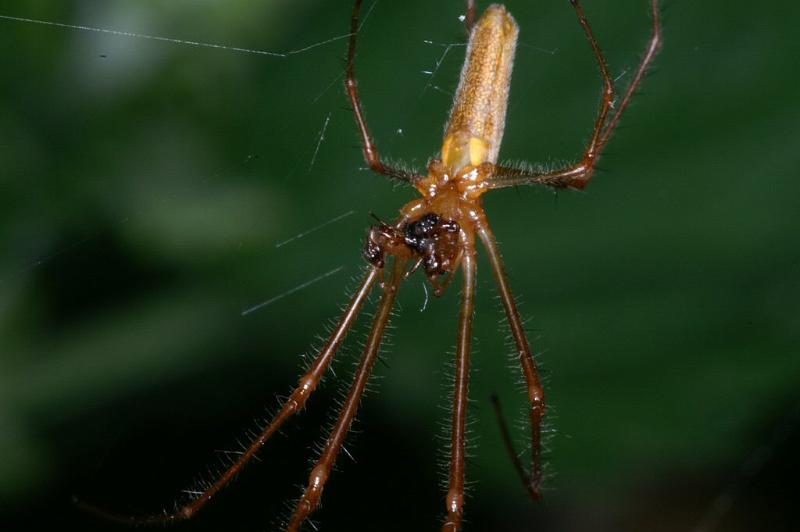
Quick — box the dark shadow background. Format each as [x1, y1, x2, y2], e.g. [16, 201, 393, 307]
[1, 1, 798, 531]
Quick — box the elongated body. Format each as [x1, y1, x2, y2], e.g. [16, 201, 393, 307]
[313, 1, 658, 528]
[443, 5, 518, 171]
[80, 2, 661, 531]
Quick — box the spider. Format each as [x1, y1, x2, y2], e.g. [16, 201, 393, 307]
[78, 0, 661, 530]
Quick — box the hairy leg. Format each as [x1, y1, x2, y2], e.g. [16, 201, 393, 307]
[488, 0, 662, 191]
[287, 259, 407, 531]
[441, 236, 477, 532]
[76, 269, 379, 524]
[346, 0, 421, 184]
[477, 220, 544, 500]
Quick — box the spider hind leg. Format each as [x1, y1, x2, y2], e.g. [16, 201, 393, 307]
[488, 0, 662, 191]
[346, 0, 422, 184]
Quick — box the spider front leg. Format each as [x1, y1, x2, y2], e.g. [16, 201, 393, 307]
[442, 234, 477, 532]
[75, 269, 379, 525]
[477, 220, 545, 500]
[488, 0, 662, 191]
[287, 258, 407, 531]
[347, 0, 421, 184]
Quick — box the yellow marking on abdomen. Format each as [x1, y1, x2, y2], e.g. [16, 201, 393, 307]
[441, 4, 518, 171]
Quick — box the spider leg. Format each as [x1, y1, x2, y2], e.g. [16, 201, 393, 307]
[441, 235, 477, 532]
[476, 220, 544, 500]
[287, 258, 407, 532]
[490, 393, 535, 498]
[347, 0, 421, 184]
[75, 269, 380, 525]
[464, 0, 476, 33]
[488, 0, 662, 191]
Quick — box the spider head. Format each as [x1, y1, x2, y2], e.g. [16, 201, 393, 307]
[363, 212, 461, 281]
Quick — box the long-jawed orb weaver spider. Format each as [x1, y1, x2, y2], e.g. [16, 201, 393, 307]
[78, 0, 661, 530]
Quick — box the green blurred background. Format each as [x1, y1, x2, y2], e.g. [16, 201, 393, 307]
[1, 1, 798, 531]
